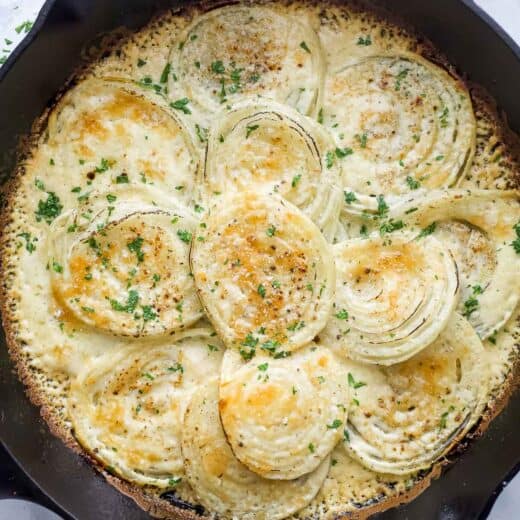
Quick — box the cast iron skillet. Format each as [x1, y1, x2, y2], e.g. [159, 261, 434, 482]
[0, 1, 519, 519]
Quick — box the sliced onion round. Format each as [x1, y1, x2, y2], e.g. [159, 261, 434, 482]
[49, 186, 201, 337]
[69, 328, 223, 488]
[322, 232, 459, 365]
[168, 5, 324, 115]
[181, 379, 330, 519]
[392, 189, 520, 339]
[219, 346, 348, 479]
[342, 313, 488, 475]
[46, 78, 200, 202]
[190, 191, 335, 355]
[204, 100, 342, 240]
[322, 54, 476, 195]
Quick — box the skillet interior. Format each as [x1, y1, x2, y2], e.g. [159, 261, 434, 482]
[0, 0, 519, 518]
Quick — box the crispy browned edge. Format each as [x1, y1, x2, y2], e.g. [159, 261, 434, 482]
[0, 0, 519, 518]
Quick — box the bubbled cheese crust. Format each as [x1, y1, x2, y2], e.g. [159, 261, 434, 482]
[1, 1, 519, 520]
[191, 191, 335, 354]
[219, 346, 349, 479]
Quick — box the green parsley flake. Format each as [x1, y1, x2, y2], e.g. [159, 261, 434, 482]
[325, 151, 335, 169]
[110, 290, 139, 313]
[159, 63, 171, 83]
[335, 309, 349, 320]
[127, 236, 145, 263]
[211, 60, 225, 74]
[291, 174, 302, 188]
[416, 222, 437, 239]
[336, 147, 354, 158]
[35, 192, 63, 224]
[344, 191, 357, 204]
[348, 372, 366, 389]
[17, 232, 36, 253]
[177, 230, 192, 244]
[170, 98, 191, 114]
[300, 41, 311, 53]
[357, 35, 372, 46]
[379, 219, 404, 236]
[246, 124, 260, 138]
[406, 176, 421, 190]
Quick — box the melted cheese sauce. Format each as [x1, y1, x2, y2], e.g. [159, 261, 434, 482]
[1, 1, 519, 519]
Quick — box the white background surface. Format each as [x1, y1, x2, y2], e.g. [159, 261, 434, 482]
[0, 1, 518, 519]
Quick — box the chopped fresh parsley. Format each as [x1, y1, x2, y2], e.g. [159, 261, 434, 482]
[287, 321, 305, 332]
[110, 290, 139, 313]
[348, 372, 366, 389]
[195, 124, 208, 143]
[239, 333, 259, 360]
[106, 193, 117, 203]
[376, 195, 389, 218]
[335, 309, 349, 320]
[439, 107, 449, 128]
[379, 219, 404, 236]
[258, 363, 268, 372]
[317, 108, 324, 124]
[52, 260, 63, 273]
[246, 124, 260, 138]
[35, 192, 63, 224]
[406, 176, 421, 190]
[291, 174, 302, 188]
[325, 151, 335, 169]
[439, 405, 455, 429]
[357, 133, 368, 148]
[344, 191, 357, 204]
[211, 60, 225, 74]
[177, 230, 192, 244]
[395, 68, 409, 91]
[300, 41, 311, 53]
[17, 232, 36, 253]
[266, 225, 276, 237]
[15, 20, 33, 34]
[137, 58, 146, 67]
[462, 285, 482, 318]
[95, 157, 114, 173]
[357, 35, 372, 46]
[167, 362, 184, 373]
[416, 222, 437, 239]
[336, 147, 354, 158]
[159, 63, 171, 83]
[127, 236, 145, 263]
[170, 98, 191, 114]
[257, 284, 266, 298]
[327, 419, 342, 429]
[308, 443, 315, 453]
[115, 173, 129, 184]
